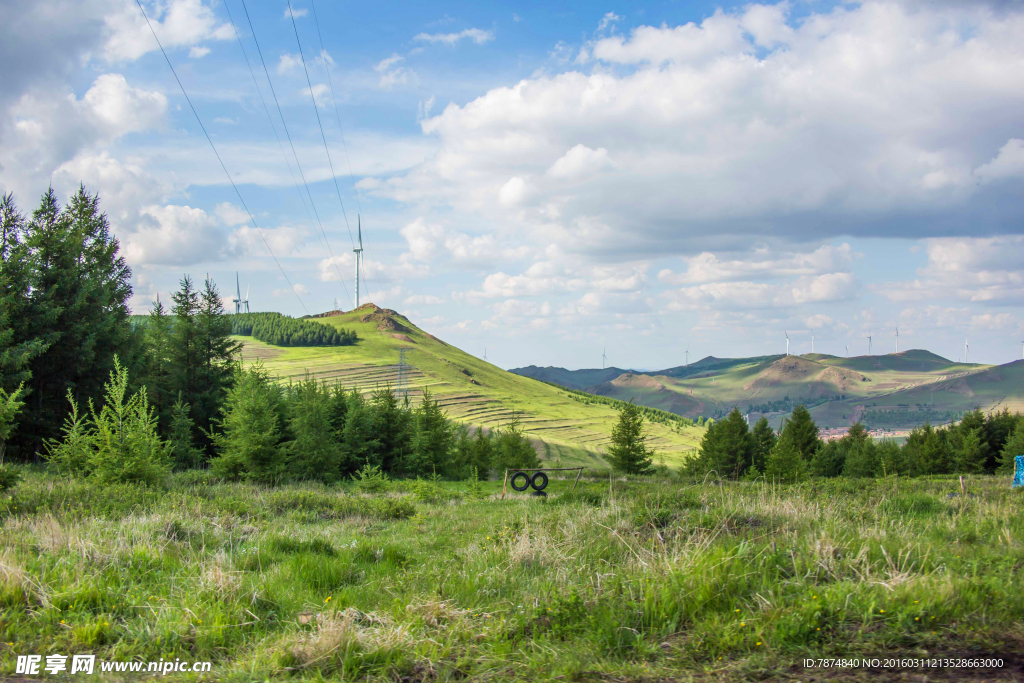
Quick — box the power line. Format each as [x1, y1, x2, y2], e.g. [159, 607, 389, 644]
[310, 0, 386, 303]
[223, 0, 350, 308]
[287, 0, 356, 251]
[238, 0, 351, 301]
[134, 0, 308, 314]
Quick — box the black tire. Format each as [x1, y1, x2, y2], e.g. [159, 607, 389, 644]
[530, 471, 549, 491]
[511, 471, 530, 492]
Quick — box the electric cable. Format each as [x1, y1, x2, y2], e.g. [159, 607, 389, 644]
[134, 0, 308, 314]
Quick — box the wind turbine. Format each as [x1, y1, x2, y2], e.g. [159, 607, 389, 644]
[964, 338, 969, 364]
[353, 215, 364, 308]
[845, 344, 849, 358]
[867, 330, 872, 357]
[785, 331, 790, 356]
[811, 334, 815, 354]
[602, 347, 607, 369]
[484, 347, 488, 362]
[1021, 340, 1024, 360]
[895, 327, 899, 354]
[685, 345, 689, 367]
[232, 272, 249, 314]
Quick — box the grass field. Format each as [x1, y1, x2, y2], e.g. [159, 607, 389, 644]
[2, 469, 1022, 681]
[234, 305, 704, 468]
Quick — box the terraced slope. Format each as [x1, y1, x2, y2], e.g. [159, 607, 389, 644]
[235, 304, 704, 467]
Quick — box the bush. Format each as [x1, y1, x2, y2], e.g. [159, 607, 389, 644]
[0, 464, 21, 491]
[351, 464, 391, 493]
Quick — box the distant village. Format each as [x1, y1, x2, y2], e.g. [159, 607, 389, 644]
[820, 427, 910, 442]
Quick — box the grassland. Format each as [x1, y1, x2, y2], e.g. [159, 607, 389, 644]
[539, 351, 1020, 431]
[2, 468, 1022, 681]
[234, 305, 704, 468]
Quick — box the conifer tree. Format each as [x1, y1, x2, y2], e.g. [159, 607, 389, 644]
[780, 405, 820, 461]
[192, 277, 240, 447]
[408, 388, 454, 477]
[952, 426, 986, 474]
[168, 395, 202, 470]
[997, 416, 1024, 474]
[287, 375, 342, 482]
[765, 430, 805, 483]
[492, 414, 540, 473]
[0, 194, 47, 393]
[211, 363, 284, 483]
[694, 407, 752, 479]
[750, 416, 776, 474]
[607, 401, 655, 475]
[370, 385, 412, 474]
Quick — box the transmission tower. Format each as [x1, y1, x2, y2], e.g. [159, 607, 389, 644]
[395, 347, 412, 402]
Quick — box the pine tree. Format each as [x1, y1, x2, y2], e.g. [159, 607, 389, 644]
[607, 401, 655, 475]
[408, 388, 454, 477]
[780, 405, 820, 461]
[143, 296, 173, 429]
[694, 407, 752, 479]
[0, 194, 47, 394]
[287, 375, 342, 483]
[491, 414, 540, 473]
[168, 395, 202, 470]
[211, 363, 284, 483]
[997, 416, 1024, 474]
[952, 426, 986, 474]
[764, 430, 805, 483]
[191, 277, 240, 451]
[370, 384, 412, 474]
[751, 416, 776, 474]
[341, 388, 378, 473]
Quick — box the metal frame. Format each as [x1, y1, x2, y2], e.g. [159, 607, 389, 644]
[500, 467, 584, 499]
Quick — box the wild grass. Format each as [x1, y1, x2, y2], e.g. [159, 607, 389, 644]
[1, 467, 1021, 681]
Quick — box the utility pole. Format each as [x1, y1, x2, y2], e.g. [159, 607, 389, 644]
[353, 215, 363, 308]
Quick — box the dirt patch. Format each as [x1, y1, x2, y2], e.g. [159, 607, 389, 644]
[818, 366, 867, 392]
[744, 356, 819, 390]
[391, 334, 413, 342]
[946, 378, 975, 396]
[360, 307, 411, 333]
[237, 340, 284, 362]
[610, 373, 666, 390]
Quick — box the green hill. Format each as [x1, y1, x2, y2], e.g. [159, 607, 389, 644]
[521, 349, 1015, 431]
[234, 304, 705, 468]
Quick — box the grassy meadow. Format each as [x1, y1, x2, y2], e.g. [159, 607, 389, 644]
[2, 468, 1023, 681]
[235, 306, 705, 468]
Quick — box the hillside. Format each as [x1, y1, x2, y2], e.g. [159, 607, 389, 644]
[521, 349, 1012, 431]
[508, 365, 628, 390]
[235, 304, 704, 467]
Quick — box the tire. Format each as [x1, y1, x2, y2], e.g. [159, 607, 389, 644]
[511, 471, 530, 492]
[530, 471, 549, 491]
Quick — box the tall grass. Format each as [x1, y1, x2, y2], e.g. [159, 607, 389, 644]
[1, 468, 1020, 680]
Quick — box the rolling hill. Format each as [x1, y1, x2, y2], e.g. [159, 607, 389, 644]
[511, 349, 1015, 431]
[234, 304, 705, 468]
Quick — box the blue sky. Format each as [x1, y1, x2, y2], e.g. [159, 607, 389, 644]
[1, 0, 1023, 369]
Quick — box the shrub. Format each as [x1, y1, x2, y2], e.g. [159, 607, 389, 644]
[352, 464, 391, 493]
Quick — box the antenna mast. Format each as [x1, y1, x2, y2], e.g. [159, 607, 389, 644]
[353, 215, 363, 308]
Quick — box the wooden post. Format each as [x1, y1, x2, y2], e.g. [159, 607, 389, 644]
[501, 469, 509, 500]
[572, 467, 583, 490]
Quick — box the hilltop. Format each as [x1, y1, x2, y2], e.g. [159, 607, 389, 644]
[513, 349, 1015, 430]
[233, 304, 704, 467]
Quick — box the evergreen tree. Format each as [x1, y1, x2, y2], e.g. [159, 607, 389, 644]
[492, 414, 540, 473]
[997, 416, 1024, 474]
[341, 389, 378, 474]
[0, 384, 25, 463]
[169, 275, 201, 415]
[876, 440, 905, 476]
[370, 385, 413, 474]
[951, 426, 986, 474]
[842, 425, 879, 478]
[809, 440, 845, 477]
[0, 194, 47, 393]
[764, 430, 805, 483]
[694, 407, 752, 479]
[408, 388, 454, 477]
[470, 427, 494, 479]
[780, 405, 820, 461]
[192, 277, 240, 450]
[904, 423, 950, 475]
[983, 408, 1018, 472]
[211, 363, 284, 483]
[168, 395, 202, 470]
[143, 296, 173, 429]
[751, 416, 776, 474]
[287, 375, 342, 483]
[607, 401, 655, 475]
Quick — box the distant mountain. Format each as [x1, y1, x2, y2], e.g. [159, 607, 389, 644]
[511, 349, 1016, 431]
[508, 365, 629, 390]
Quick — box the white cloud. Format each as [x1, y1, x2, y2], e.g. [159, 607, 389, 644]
[284, 6, 307, 19]
[374, 53, 414, 89]
[230, 224, 307, 257]
[124, 204, 228, 266]
[188, 45, 210, 59]
[546, 144, 611, 179]
[389, 1, 1024, 262]
[277, 53, 302, 74]
[658, 244, 855, 285]
[214, 202, 249, 226]
[974, 138, 1024, 184]
[405, 294, 445, 305]
[414, 28, 495, 46]
[596, 12, 621, 33]
[275, 283, 309, 297]
[102, 0, 233, 63]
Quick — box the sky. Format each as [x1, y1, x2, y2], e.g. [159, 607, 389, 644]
[1, 0, 1023, 370]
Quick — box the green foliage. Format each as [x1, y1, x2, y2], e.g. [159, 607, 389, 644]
[286, 374, 343, 483]
[750, 416, 776, 474]
[0, 463, 21, 491]
[780, 404, 820, 461]
[230, 312, 357, 346]
[167, 395, 202, 470]
[407, 388, 454, 477]
[692, 408, 752, 479]
[765, 430, 805, 482]
[491, 414, 541, 473]
[44, 357, 168, 485]
[606, 401, 655, 475]
[996, 416, 1024, 474]
[8, 187, 134, 458]
[0, 195, 48, 395]
[351, 463, 391, 493]
[211, 362, 285, 484]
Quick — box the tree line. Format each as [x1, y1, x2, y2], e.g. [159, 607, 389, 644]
[230, 312, 357, 347]
[689, 404, 1024, 481]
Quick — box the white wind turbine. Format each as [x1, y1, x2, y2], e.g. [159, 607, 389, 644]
[845, 344, 849, 358]
[811, 334, 815, 354]
[602, 347, 607, 369]
[785, 331, 790, 356]
[685, 345, 689, 367]
[895, 327, 899, 354]
[965, 338, 969, 364]
[868, 329, 873, 357]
